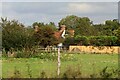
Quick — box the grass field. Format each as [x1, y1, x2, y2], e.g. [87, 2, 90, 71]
[2, 53, 118, 78]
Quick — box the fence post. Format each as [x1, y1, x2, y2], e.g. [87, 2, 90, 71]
[57, 47, 60, 77]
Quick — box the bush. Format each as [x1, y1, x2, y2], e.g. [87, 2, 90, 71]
[15, 50, 33, 58]
[63, 37, 76, 48]
[89, 36, 118, 46]
[105, 36, 118, 46]
[2, 19, 35, 52]
[64, 35, 118, 46]
[75, 35, 89, 46]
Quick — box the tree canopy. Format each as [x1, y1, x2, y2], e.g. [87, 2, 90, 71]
[59, 15, 96, 36]
[1, 15, 120, 52]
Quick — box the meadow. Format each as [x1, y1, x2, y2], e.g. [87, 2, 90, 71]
[2, 53, 119, 78]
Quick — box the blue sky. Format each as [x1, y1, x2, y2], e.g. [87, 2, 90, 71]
[0, 0, 119, 26]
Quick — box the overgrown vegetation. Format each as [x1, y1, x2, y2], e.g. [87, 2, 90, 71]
[64, 35, 118, 47]
[13, 66, 21, 78]
[1, 15, 120, 53]
[2, 55, 119, 78]
[1, 15, 120, 78]
[2, 53, 120, 78]
[2, 49, 77, 61]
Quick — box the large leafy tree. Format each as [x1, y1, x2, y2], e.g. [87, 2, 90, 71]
[94, 19, 120, 36]
[33, 23, 58, 47]
[113, 27, 120, 45]
[1, 18, 35, 52]
[59, 15, 95, 36]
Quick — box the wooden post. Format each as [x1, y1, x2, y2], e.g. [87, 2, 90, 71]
[56, 25, 66, 77]
[57, 47, 60, 77]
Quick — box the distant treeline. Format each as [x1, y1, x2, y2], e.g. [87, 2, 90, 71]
[64, 36, 119, 48]
[1, 15, 120, 52]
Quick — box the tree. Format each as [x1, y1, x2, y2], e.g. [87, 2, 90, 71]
[59, 15, 95, 36]
[33, 24, 57, 47]
[113, 27, 120, 45]
[93, 19, 120, 36]
[32, 22, 44, 28]
[1, 18, 35, 52]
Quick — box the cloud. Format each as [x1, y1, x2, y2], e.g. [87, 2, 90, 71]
[2, 2, 68, 25]
[1, 2, 118, 26]
[68, 2, 118, 14]
[68, 3, 92, 13]
[0, 2, 2, 16]
[1, 0, 120, 2]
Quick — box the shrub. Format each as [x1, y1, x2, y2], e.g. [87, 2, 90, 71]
[75, 35, 89, 46]
[64, 36, 118, 46]
[89, 36, 118, 46]
[15, 50, 35, 58]
[2, 19, 35, 52]
[89, 36, 107, 46]
[106, 36, 118, 46]
[63, 37, 76, 48]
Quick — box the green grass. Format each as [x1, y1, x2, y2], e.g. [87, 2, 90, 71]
[2, 53, 118, 78]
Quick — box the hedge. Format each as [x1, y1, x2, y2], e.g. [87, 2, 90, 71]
[89, 36, 118, 46]
[64, 36, 118, 46]
[74, 35, 89, 46]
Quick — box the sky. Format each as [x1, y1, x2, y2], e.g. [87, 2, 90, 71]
[1, 0, 120, 2]
[0, 0, 119, 26]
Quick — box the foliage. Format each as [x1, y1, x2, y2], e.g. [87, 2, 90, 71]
[33, 24, 58, 47]
[74, 35, 89, 46]
[14, 51, 33, 58]
[64, 35, 118, 46]
[1, 18, 35, 52]
[113, 27, 120, 46]
[2, 49, 77, 61]
[32, 52, 77, 61]
[94, 19, 120, 36]
[63, 37, 75, 48]
[59, 15, 95, 36]
[89, 36, 118, 46]
[32, 22, 44, 28]
[1, 16, 120, 53]
[1, 18, 58, 52]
